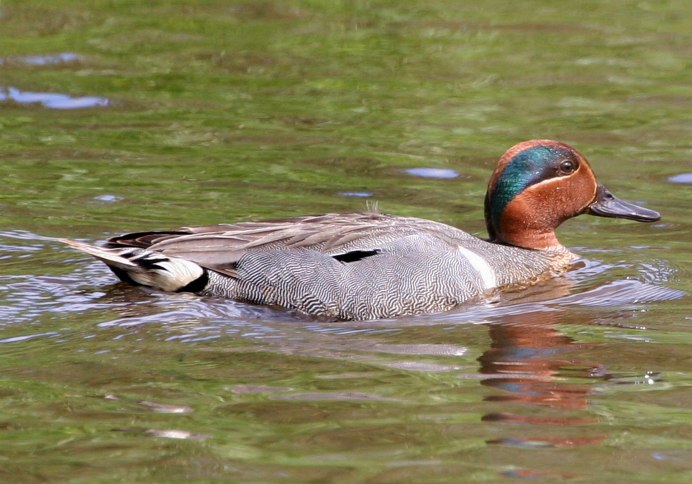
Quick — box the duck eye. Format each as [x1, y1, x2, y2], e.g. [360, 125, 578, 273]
[559, 159, 577, 174]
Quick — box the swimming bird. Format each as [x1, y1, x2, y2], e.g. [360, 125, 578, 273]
[64, 140, 660, 320]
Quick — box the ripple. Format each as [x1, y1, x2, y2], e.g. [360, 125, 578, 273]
[275, 391, 396, 402]
[145, 429, 207, 440]
[0, 52, 81, 66]
[558, 279, 686, 307]
[0, 85, 109, 109]
[19, 53, 81, 66]
[94, 194, 124, 203]
[404, 167, 460, 179]
[668, 173, 692, 184]
[338, 191, 373, 198]
[0, 331, 61, 344]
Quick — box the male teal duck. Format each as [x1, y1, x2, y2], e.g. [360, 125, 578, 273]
[65, 140, 660, 320]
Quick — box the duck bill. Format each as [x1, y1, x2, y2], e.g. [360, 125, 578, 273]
[587, 185, 660, 222]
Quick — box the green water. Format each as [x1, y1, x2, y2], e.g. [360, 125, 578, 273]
[1, 0, 691, 481]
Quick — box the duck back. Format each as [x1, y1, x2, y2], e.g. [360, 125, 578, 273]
[193, 214, 573, 320]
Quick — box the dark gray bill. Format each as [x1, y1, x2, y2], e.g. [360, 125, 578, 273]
[588, 185, 660, 222]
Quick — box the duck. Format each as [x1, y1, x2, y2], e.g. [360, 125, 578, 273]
[64, 140, 660, 320]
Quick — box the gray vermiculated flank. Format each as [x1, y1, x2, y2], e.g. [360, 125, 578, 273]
[185, 214, 571, 320]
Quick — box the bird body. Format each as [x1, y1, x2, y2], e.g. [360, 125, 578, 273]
[65, 140, 660, 320]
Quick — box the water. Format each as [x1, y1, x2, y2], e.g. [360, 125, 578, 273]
[1, 1, 691, 481]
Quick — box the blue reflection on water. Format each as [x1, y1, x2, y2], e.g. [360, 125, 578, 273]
[19, 53, 81, 65]
[0, 52, 81, 66]
[0, 85, 109, 109]
[668, 173, 692, 184]
[404, 167, 460, 179]
[338, 191, 373, 198]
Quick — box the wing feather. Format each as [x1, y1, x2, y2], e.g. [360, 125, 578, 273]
[104, 212, 468, 274]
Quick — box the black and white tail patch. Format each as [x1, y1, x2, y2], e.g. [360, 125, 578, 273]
[63, 240, 207, 293]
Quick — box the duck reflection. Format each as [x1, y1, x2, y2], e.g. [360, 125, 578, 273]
[478, 304, 607, 448]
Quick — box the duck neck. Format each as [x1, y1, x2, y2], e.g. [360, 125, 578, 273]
[492, 226, 562, 250]
[485, 191, 562, 250]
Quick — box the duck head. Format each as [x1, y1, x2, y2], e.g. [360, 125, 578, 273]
[484, 140, 660, 249]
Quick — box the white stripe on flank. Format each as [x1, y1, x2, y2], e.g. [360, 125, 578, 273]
[457, 246, 497, 290]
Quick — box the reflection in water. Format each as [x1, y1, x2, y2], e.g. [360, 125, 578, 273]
[0, 86, 109, 109]
[479, 310, 607, 449]
[0, 52, 81, 66]
[668, 173, 692, 184]
[404, 167, 460, 179]
[472, 275, 610, 452]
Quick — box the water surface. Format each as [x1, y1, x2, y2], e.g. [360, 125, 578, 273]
[1, 1, 691, 481]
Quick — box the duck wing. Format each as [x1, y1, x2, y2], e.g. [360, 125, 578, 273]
[105, 212, 470, 276]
